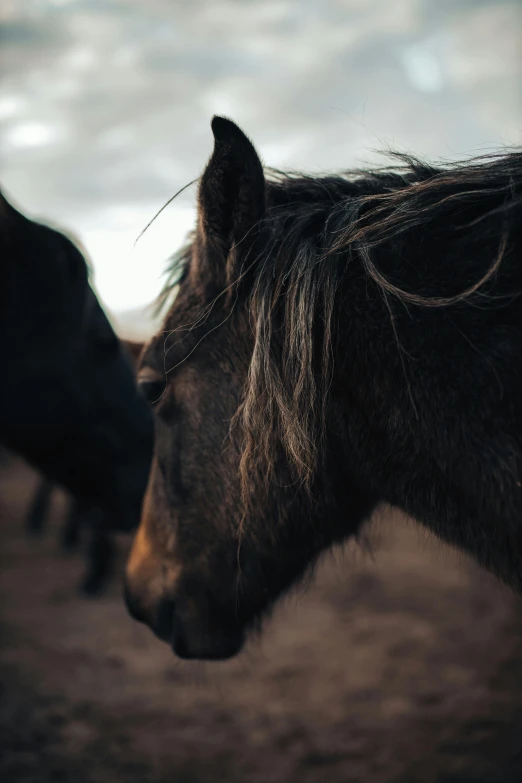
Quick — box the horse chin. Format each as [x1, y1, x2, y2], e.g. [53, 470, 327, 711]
[171, 621, 245, 661]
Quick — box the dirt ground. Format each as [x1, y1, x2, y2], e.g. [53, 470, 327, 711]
[1, 456, 521, 783]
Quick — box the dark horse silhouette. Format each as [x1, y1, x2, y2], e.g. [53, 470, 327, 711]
[25, 341, 146, 595]
[1, 190, 153, 532]
[125, 117, 522, 660]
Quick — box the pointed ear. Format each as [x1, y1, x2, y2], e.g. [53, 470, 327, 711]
[197, 116, 265, 265]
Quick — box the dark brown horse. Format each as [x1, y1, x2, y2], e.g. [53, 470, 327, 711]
[1, 191, 153, 532]
[125, 117, 522, 660]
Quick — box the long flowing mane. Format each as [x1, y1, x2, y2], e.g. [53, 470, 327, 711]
[161, 151, 522, 496]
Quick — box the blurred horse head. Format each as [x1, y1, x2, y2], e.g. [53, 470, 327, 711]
[0, 190, 153, 531]
[125, 117, 522, 659]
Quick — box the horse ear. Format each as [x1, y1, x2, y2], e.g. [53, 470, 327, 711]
[197, 116, 265, 277]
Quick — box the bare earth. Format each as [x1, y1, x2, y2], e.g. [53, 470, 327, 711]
[1, 456, 521, 783]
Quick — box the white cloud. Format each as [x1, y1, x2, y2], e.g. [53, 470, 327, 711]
[3, 121, 67, 149]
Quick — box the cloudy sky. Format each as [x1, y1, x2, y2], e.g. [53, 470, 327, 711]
[1, 0, 521, 334]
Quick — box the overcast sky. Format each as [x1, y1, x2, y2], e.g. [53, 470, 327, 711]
[1, 0, 521, 334]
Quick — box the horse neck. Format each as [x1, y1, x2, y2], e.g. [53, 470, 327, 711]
[329, 197, 521, 521]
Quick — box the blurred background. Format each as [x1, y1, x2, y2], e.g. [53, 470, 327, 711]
[1, 2, 522, 782]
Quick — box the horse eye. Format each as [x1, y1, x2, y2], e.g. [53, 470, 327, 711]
[137, 369, 166, 404]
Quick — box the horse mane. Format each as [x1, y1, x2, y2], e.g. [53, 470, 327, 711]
[160, 151, 522, 497]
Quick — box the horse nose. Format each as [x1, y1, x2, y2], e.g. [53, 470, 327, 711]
[123, 582, 148, 624]
[123, 581, 175, 643]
